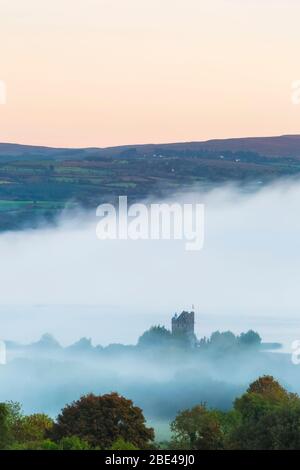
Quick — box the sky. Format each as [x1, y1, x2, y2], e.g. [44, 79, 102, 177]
[0, 0, 299, 147]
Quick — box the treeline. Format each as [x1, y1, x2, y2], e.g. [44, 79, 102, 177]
[1, 375, 300, 450]
[169, 375, 300, 450]
[0, 393, 153, 450]
[138, 325, 263, 351]
[7, 327, 271, 359]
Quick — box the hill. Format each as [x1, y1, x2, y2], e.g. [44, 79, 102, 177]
[1, 134, 300, 159]
[0, 134, 300, 230]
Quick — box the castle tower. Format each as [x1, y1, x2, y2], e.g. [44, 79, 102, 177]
[171, 310, 196, 345]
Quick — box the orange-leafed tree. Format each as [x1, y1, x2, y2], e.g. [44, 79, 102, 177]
[50, 392, 154, 449]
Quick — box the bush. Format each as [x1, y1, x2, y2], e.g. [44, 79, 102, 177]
[59, 436, 91, 450]
[110, 438, 138, 450]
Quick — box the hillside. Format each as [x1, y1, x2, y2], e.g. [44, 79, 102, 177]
[1, 134, 300, 160]
[0, 134, 300, 230]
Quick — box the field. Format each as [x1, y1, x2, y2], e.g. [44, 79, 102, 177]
[0, 135, 300, 230]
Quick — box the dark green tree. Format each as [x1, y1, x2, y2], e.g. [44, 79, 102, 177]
[209, 331, 237, 352]
[229, 376, 300, 449]
[238, 330, 261, 348]
[0, 401, 23, 449]
[138, 325, 172, 347]
[0, 404, 12, 449]
[170, 404, 224, 450]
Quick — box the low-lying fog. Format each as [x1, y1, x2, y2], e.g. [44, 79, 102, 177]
[0, 180, 299, 345]
[0, 180, 299, 439]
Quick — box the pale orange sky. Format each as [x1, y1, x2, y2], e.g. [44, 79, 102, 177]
[0, 0, 299, 148]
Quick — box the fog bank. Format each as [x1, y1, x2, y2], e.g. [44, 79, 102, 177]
[0, 181, 299, 346]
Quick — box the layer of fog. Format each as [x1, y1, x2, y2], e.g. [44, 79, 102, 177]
[0, 180, 300, 438]
[0, 180, 299, 347]
[1, 339, 299, 440]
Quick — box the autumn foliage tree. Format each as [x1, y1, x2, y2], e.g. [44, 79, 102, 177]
[246, 375, 289, 400]
[50, 392, 154, 449]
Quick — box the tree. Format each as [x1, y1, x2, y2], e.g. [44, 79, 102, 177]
[5, 401, 23, 425]
[0, 401, 23, 449]
[13, 413, 54, 444]
[229, 376, 300, 449]
[50, 392, 154, 449]
[110, 438, 138, 450]
[138, 326, 172, 348]
[238, 330, 261, 348]
[9, 439, 58, 450]
[209, 331, 237, 352]
[229, 399, 300, 450]
[245, 375, 288, 401]
[170, 404, 223, 450]
[0, 404, 12, 449]
[262, 403, 300, 450]
[59, 436, 91, 450]
[8, 436, 92, 450]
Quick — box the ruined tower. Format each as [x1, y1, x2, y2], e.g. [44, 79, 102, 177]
[171, 310, 196, 345]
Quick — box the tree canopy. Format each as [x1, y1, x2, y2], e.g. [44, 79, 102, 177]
[138, 325, 172, 347]
[50, 392, 154, 449]
[171, 404, 223, 450]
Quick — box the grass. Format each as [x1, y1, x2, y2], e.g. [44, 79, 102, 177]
[0, 200, 68, 212]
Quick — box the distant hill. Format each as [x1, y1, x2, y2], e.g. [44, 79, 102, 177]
[0, 134, 300, 230]
[88, 134, 300, 159]
[1, 134, 300, 160]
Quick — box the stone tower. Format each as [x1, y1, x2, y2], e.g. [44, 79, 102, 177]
[171, 310, 196, 345]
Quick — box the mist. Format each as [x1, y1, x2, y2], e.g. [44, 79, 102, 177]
[0, 333, 299, 441]
[0, 181, 300, 438]
[0, 180, 300, 439]
[0, 180, 299, 346]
